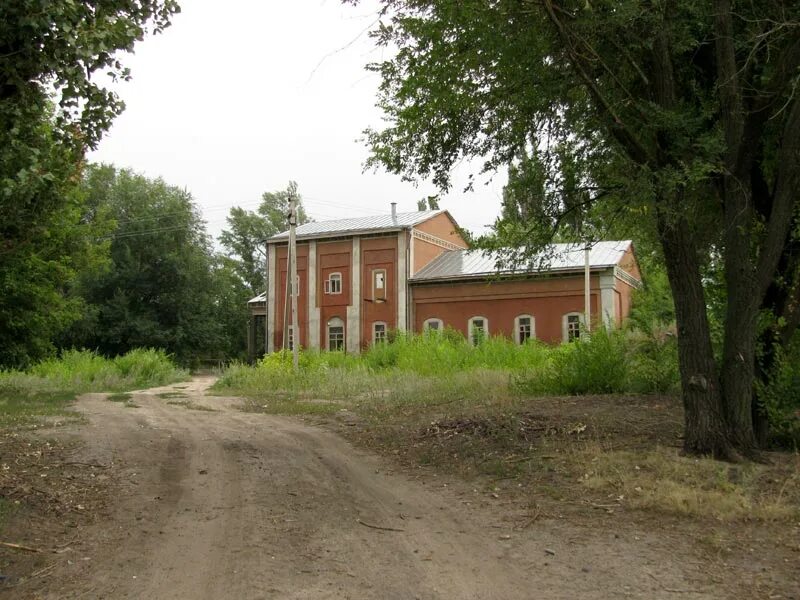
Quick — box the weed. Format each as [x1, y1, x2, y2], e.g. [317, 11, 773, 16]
[0, 349, 186, 427]
[107, 393, 132, 402]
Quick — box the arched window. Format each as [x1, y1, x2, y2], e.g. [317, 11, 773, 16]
[562, 312, 584, 343]
[423, 318, 444, 332]
[514, 314, 535, 344]
[324, 272, 342, 294]
[327, 317, 345, 351]
[372, 321, 388, 344]
[467, 316, 489, 346]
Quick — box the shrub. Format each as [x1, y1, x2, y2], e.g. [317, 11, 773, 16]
[625, 328, 680, 394]
[547, 328, 628, 394]
[757, 339, 800, 449]
[0, 348, 186, 395]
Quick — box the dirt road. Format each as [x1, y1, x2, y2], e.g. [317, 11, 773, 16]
[19, 378, 721, 599]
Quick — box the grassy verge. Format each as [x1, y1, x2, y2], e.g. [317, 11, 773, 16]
[212, 333, 799, 524]
[0, 348, 187, 428]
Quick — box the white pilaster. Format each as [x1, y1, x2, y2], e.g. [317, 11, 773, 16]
[599, 271, 617, 328]
[266, 245, 277, 353]
[397, 231, 408, 331]
[307, 241, 320, 350]
[346, 237, 361, 353]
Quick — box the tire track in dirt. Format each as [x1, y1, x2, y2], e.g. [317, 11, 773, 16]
[26, 377, 717, 600]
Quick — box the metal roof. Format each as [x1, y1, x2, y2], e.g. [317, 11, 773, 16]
[247, 292, 266, 304]
[268, 210, 444, 242]
[411, 241, 634, 281]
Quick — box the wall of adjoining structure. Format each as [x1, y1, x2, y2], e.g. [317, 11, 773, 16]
[411, 212, 469, 275]
[410, 271, 632, 344]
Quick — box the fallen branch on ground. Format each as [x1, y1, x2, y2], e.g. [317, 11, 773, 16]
[356, 519, 404, 532]
[0, 541, 41, 552]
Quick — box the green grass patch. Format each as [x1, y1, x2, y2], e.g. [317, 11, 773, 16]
[0, 348, 186, 427]
[211, 327, 680, 416]
[0, 389, 78, 429]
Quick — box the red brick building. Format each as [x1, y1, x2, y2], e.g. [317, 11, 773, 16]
[251, 206, 641, 354]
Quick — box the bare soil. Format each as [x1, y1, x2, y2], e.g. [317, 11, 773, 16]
[1, 377, 797, 599]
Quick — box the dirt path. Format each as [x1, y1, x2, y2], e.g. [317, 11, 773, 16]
[19, 377, 722, 599]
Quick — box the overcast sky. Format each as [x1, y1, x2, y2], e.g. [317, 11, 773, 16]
[88, 0, 506, 243]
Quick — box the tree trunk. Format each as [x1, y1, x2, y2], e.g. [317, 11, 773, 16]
[719, 181, 759, 451]
[655, 203, 732, 457]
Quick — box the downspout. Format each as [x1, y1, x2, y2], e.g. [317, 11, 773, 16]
[406, 229, 412, 332]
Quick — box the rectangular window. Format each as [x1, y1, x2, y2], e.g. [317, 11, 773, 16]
[518, 317, 532, 343]
[373, 269, 386, 301]
[567, 315, 581, 342]
[325, 273, 342, 295]
[328, 326, 344, 351]
[427, 320, 440, 331]
[373, 322, 387, 344]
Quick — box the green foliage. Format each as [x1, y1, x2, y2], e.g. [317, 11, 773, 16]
[215, 327, 680, 403]
[546, 329, 628, 395]
[757, 338, 800, 449]
[0, 348, 185, 427]
[352, 0, 800, 451]
[62, 165, 231, 365]
[16, 348, 185, 393]
[218, 181, 310, 295]
[0, 0, 179, 368]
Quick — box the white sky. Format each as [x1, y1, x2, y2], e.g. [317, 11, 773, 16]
[88, 0, 506, 243]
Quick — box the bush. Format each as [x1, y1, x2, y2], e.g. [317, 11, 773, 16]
[626, 328, 680, 394]
[546, 328, 628, 395]
[0, 348, 186, 395]
[757, 339, 800, 449]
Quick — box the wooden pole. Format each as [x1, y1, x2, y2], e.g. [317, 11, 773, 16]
[584, 242, 591, 335]
[282, 242, 290, 350]
[288, 191, 300, 371]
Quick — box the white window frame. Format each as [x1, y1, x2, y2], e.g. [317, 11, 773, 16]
[327, 317, 345, 351]
[467, 316, 489, 346]
[372, 268, 387, 301]
[324, 272, 342, 295]
[423, 318, 444, 332]
[372, 321, 387, 344]
[562, 312, 584, 343]
[514, 314, 535, 345]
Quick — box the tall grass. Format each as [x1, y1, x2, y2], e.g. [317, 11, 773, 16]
[0, 348, 187, 396]
[212, 327, 681, 408]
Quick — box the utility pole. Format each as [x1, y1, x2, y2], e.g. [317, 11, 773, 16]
[584, 241, 591, 336]
[288, 190, 300, 371]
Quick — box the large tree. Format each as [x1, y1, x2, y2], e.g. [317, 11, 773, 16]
[353, 0, 800, 458]
[0, 0, 179, 367]
[64, 165, 227, 365]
